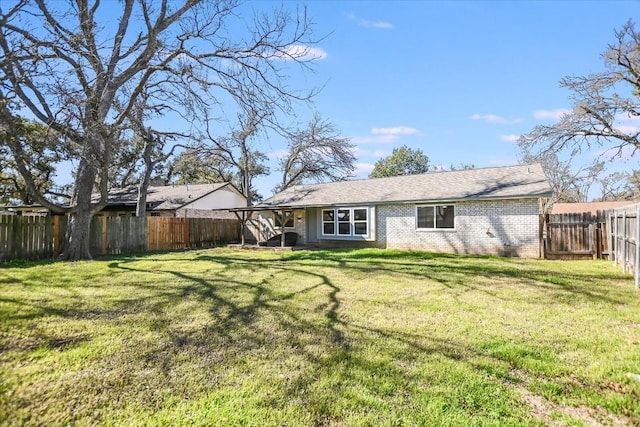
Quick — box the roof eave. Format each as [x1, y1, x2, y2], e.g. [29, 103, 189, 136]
[248, 192, 552, 211]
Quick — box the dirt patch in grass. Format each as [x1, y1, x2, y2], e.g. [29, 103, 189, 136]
[510, 369, 638, 427]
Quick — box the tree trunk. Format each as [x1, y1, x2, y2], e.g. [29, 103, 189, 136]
[136, 141, 154, 217]
[61, 207, 94, 261]
[59, 159, 98, 261]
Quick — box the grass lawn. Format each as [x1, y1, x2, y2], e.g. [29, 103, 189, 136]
[1, 248, 639, 426]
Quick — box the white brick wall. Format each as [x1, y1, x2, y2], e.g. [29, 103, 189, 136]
[378, 199, 541, 257]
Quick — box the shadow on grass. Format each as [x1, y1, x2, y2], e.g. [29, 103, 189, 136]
[2, 248, 638, 425]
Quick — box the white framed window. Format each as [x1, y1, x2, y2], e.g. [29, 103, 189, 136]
[322, 207, 370, 237]
[274, 210, 294, 228]
[337, 209, 351, 235]
[416, 205, 455, 229]
[353, 208, 368, 235]
[322, 209, 335, 235]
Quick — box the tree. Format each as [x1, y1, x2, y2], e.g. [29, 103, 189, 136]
[0, 104, 69, 204]
[169, 149, 233, 185]
[595, 170, 640, 201]
[369, 145, 430, 178]
[519, 148, 602, 211]
[193, 108, 270, 205]
[0, 0, 319, 260]
[168, 108, 270, 204]
[276, 113, 355, 192]
[519, 20, 640, 164]
[449, 163, 476, 171]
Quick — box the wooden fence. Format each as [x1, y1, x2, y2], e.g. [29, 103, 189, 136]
[609, 204, 640, 291]
[542, 204, 640, 291]
[543, 212, 609, 260]
[0, 215, 241, 261]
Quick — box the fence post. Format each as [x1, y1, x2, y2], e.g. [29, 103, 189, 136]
[613, 211, 618, 266]
[101, 216, 108, 255]
[538, 214, 544, 259]
[623, 210, 628, 272]
[633, 204, 640, 292]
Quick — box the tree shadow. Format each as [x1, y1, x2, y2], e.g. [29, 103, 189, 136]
[2, 248, 638, 424]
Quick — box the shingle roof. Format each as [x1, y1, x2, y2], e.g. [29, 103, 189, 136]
[258, 164, 552, 208]
[98, 183, 231, 210]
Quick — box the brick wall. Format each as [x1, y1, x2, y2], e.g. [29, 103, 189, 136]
[378, 199, 541, 257]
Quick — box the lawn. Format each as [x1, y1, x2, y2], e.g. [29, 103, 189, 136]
[1, 248, 639, 426]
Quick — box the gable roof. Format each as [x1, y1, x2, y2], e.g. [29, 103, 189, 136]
[98, 183, 234, 210]
[257, 164, 552, 209]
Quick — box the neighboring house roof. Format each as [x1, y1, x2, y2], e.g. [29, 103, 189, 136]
[256, 164, 552, 209]
[97, 183, 235, 210]
[551, 201, 637, 214]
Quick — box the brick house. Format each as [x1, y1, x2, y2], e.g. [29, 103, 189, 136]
[242, 164, 552, 257]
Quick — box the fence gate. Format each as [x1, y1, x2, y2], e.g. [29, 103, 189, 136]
[543, 212, 608, 260]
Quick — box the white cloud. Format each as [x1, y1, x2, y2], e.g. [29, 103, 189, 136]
[268, 149, 289, 160]
[371, 126, 419, 135]
[273, 45, 328, 61]
[533, 109, 570, 120]
[614, 113, 640, 134]
[347, 13, 393, 29]
[359, 20, 393, 29]
[500, 134, 520, 143]
[351, 126, 420, 145]
[471, 114, 523, 125]
[353, 146, 390, 158]
[354, 163, 375, 177]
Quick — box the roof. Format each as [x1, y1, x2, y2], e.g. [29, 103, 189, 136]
[256, 164, 552, 209]
[97, 183, 233, 210]
[551, 201, 637, 214]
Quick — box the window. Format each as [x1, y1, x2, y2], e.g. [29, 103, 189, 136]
[274, 210, 294, 228]
[416, 205, 455, 229]
[322, 207, 370, 237]
[353, 208, 368, 235]
[337, 209, 350, 235]
[322, 210, 335, 235]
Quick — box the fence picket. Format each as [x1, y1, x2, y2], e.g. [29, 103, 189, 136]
[0, 215, 240, 261]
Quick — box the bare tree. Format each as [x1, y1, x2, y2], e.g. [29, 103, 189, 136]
[276, 113, 355, 192]
[519, 148, 602, 211]
[519, 20, 640, 163]
[0, 0, 320, 259]
[195, 108, 270, 205]
[123, 93, 192, 217]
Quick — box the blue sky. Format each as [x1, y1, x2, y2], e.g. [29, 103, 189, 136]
[248, 0, 640, 198]
[9, 1, 639, 199]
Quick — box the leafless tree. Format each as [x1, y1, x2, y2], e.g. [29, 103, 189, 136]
[519, 20, 640, 163]
[194, 107, 270, 205]
[519, 148, 602, 211]
[123, 92, 192, 217]
[276, 113, 355, 192]
[0, 0, 320, 260]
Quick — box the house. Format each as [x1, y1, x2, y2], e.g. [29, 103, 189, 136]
[241, 164, 552, 257]
[96, 183, 246, 218]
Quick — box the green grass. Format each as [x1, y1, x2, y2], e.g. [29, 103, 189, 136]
[1, 248, 639, 426]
